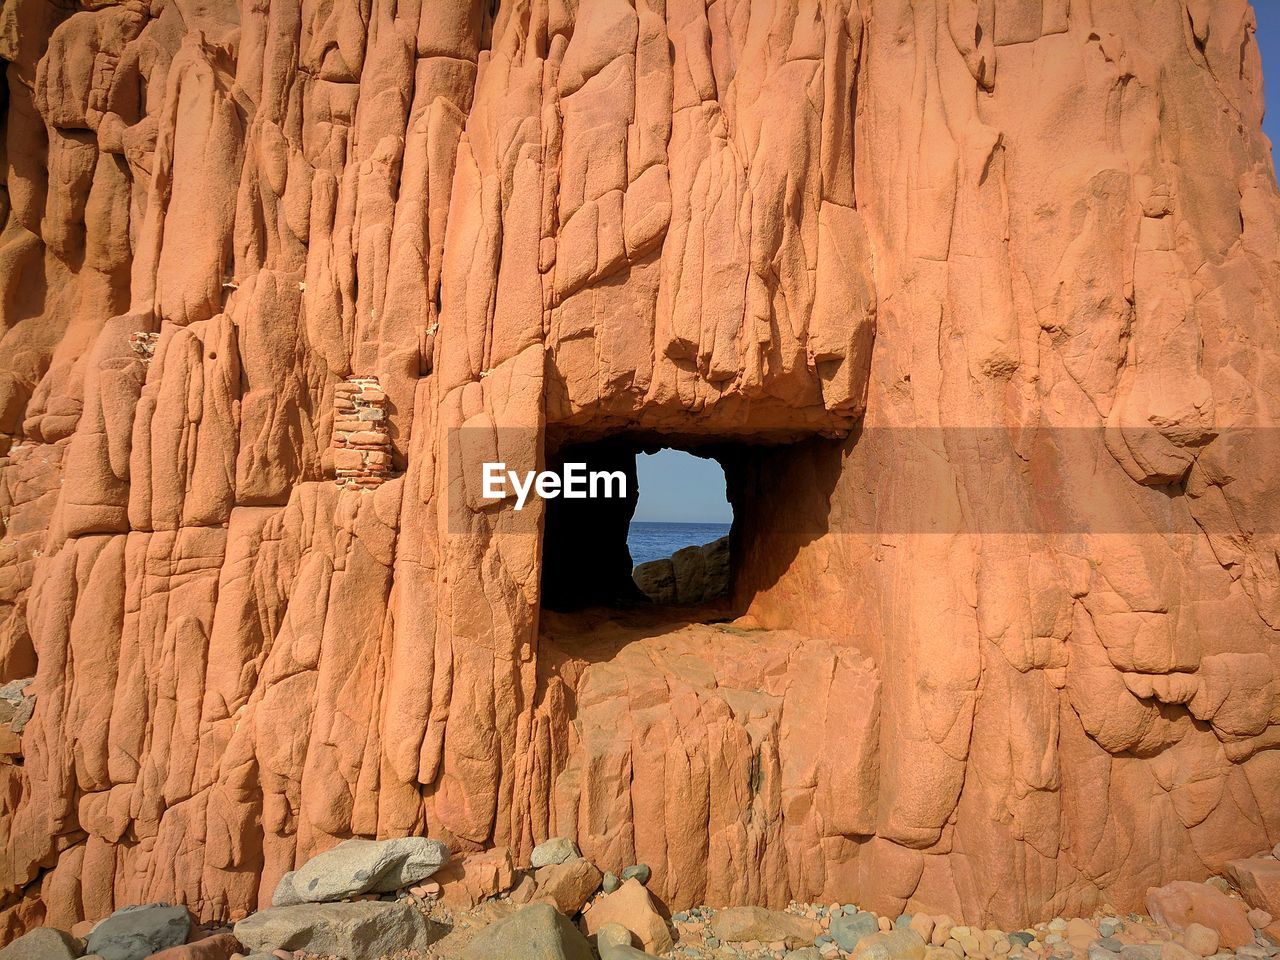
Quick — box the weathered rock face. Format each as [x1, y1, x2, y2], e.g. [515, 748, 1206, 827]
[0, 0, 1277, 938]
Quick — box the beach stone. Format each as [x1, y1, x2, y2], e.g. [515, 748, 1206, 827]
[1226, 860, 1280, 918]
[508, 874, 538, 904]
[147, 935, 244, 960]
[711, 906, 820, 949]
[621, 864, 651, 886]
[271, 836, 448, 905]
[462, 903, 593, 960]
[1162, 943, 1201, 960]
[1182, 923, 1220, 957]
[1120, 945, 1163, 960]
[832, 911, 883, 951]
[932, 917, 956, 946]
[595, 921, 652, 959]
[234, 901, 438, 956]
[533, 858, 602, 915]
[582, 879, 673, 954]
[1067, 920, 1099, 943]
[852, 930, 928, 960]
[1090, 944, 1120, 960]
[910, 915, 937, 943]
[0, 927, 80, 960]
[433, 848, 513, 907]
[1148, 881, 1255, 948]
[85, 904, 192, 960]
[602, 872, 621, 894]
[787, 950, 823, 960]
[1100, 919, 1124, 938]
[1010, 933, 1035, 949]
[530, 838, 581, 869]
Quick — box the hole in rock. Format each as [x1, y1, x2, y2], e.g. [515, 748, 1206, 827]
[538, 441, 734, 613]
[628, 449, 732, 604]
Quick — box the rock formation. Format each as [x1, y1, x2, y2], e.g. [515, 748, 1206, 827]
[631, 534, 728, 604]
[0, 0, 1277, 940]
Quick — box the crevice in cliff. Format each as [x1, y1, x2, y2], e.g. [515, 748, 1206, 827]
[538, 436, 741, 615]
[538, 433, 822, 620]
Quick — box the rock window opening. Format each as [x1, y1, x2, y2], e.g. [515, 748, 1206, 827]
[538, 441, 734, 613]
[628, 449, 732, 606]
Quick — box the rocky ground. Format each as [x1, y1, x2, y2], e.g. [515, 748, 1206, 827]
[5, 838, 1280, 960]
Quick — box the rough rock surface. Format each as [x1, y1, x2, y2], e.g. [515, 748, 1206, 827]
[530, 838, 582, 870]
[711, 905, 822, 949]
[632, 535, 729, 604]
[532, 858, 602, 916]
[582, 877, 674, 954]
[1146, 883, 1255, 949]
[459, 903, 592, 960]
[232, 901, 437, 956]
[1225, 859, 1280, 918]
[0, 927, 78, 960]
[83, 904, 190, 960]
[271, 836, 448, 906]
[145, 933, 242, 960]
[0, 0, 1275, 941]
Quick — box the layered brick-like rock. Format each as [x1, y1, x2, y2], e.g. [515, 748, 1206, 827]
[0, 0, 1276, 942]
[127, 332, 159, 362]
[332, 378, 391, 489]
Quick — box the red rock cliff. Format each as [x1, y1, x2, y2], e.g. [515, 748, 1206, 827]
[0, 0, 1277, 935]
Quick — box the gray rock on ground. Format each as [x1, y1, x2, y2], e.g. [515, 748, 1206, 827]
[0, 927, 80, 960]
[83, 904, 191, 960]
[530, 837, 581, 869]
[235, 901, 439, 956]
[831, 911, 882, 951]
[461, 903, 593, 960]
[786, 950, 823, 960]
[272, 836, 449, 906]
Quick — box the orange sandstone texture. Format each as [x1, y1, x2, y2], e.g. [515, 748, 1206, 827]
[0, 0, 1274, 939]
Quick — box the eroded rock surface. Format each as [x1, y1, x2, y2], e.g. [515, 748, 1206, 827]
[0, 0, 1274, 940]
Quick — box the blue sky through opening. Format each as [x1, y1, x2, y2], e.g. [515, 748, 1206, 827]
[634, 450, 732, 524]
